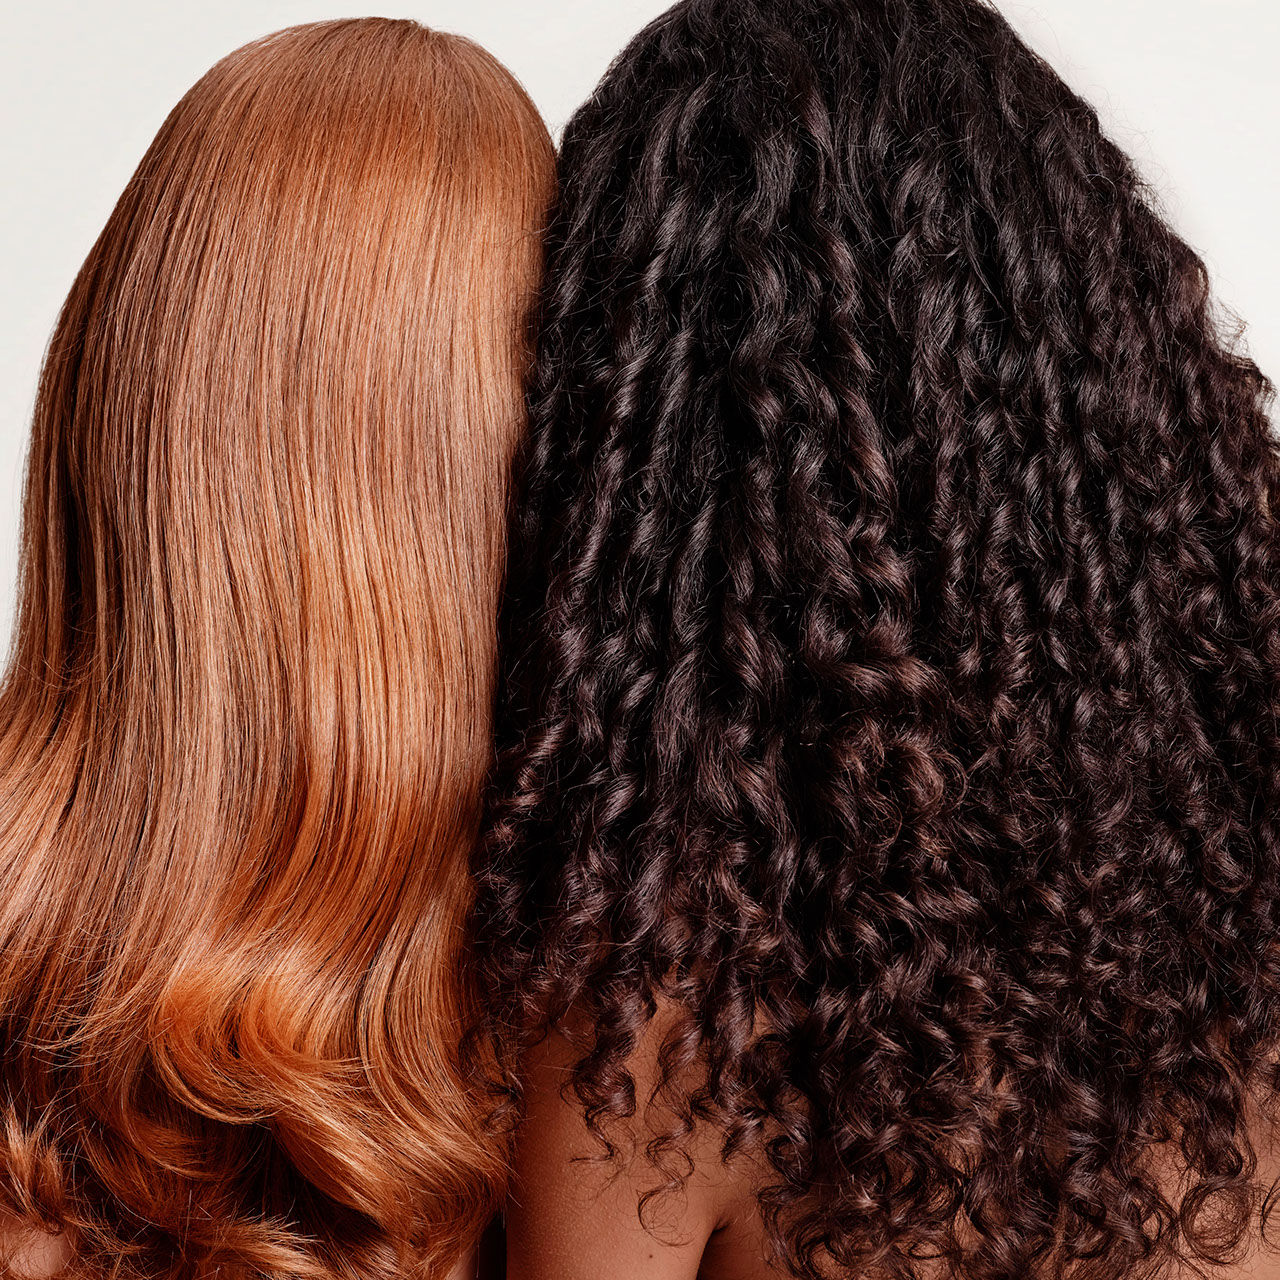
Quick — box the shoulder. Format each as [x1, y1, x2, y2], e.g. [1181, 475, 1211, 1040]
[506, 1003, 764, 1280]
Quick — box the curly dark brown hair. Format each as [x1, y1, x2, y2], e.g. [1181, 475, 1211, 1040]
[473, 1, 1280, 1276]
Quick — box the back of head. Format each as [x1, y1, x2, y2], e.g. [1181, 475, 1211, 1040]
[478, 1, 1280, 1277]
[0, 18, 553, 1278]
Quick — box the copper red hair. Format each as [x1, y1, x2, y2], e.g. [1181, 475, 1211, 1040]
[0, 18, 553, 1278]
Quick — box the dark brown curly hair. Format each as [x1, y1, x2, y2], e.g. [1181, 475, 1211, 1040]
[473, 1, 1280, 1276]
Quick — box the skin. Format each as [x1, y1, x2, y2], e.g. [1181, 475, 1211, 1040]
[505, 1020, 776, 1280]
[0, 1218, 72, 1279]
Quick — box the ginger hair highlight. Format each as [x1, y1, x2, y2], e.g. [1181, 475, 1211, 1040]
[0, 18, 552, 1278]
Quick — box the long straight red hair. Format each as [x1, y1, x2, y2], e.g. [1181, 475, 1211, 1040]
[0, 19, 553, 1278]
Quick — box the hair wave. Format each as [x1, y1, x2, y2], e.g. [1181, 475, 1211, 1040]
[475, 1, 1280, 1276]
[0, 19, 553, 1278]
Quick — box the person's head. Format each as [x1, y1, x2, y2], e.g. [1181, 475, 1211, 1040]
[0, 18, 552, 1278]
[476, 0, 1280, 1276]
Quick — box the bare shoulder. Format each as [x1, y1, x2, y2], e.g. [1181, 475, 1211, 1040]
[505, 1003, 767, 1280]
[0, 1217, 71, 1279]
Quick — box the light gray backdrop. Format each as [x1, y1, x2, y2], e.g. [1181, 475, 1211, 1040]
[2, 0, 1276, 650]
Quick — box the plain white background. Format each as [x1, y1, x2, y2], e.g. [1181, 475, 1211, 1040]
[1, 0, 1277, 652]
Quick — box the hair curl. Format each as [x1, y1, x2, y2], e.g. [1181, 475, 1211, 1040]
[474, 1, 1280, 1276]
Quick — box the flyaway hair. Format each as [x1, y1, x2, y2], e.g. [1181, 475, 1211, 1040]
[475, 0, 1280, 1277]
[0, 18, 553, 1279]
